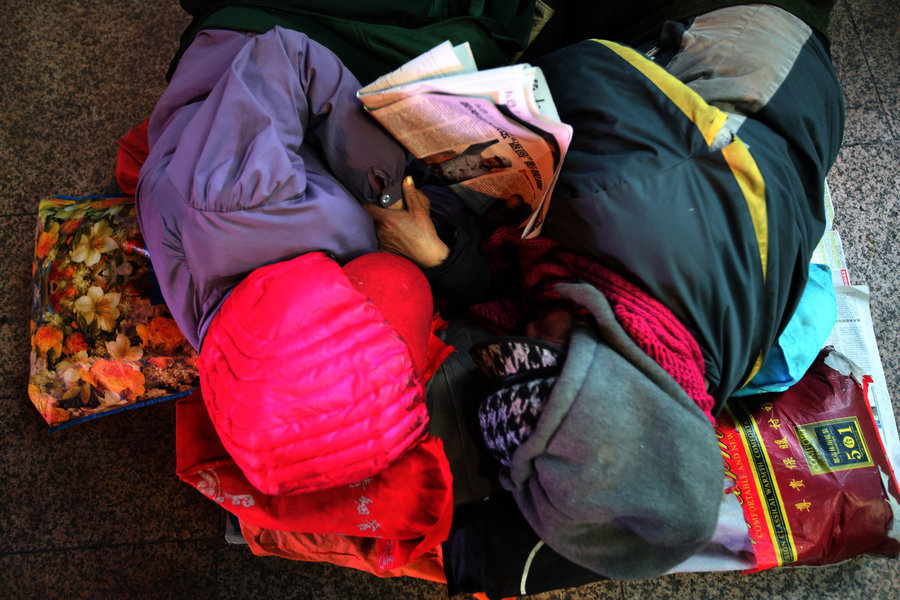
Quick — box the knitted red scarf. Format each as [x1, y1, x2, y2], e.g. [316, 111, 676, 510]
[470, 226, 715, 422]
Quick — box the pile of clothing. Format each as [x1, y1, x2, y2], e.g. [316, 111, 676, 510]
[130, 1, 854, 598]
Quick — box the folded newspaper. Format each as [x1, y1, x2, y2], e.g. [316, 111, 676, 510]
[358, 41, 573, 238]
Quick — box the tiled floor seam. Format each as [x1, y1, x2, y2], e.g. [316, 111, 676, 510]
[0, 535, 222, 559]
[843, 0, 900, 140]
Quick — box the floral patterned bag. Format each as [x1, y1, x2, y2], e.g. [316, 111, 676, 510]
[29, 195, 198, 429]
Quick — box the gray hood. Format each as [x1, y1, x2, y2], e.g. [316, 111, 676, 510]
[501, 282, 724, 580]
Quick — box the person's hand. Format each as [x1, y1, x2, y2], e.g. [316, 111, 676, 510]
[525, 304, 576, 348]
[364, 176, 450, 269]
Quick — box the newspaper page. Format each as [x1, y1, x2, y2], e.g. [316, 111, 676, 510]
[358, 43, 572, 238]
[811, 230, 851, 287]
[825, 285, 900, 472]
[361, 40, 476, 94]
[811, 181, 899, 471]
[823, 179, 835, 231]
[810, 182, 851, 287]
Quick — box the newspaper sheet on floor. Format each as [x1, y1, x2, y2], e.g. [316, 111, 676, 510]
[812, 184, 900, 471]
[358, 41, 573, 238]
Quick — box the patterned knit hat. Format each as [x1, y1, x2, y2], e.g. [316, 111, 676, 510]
[470, 337, 564, 466]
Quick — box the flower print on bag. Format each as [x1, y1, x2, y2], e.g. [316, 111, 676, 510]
[69, 220, 117, 267]
[34, 324, 64, 359]
[28, 384, 70, 426]
[35, 222, 59, 260]
[63, 332, 88, 356]
[74, 286, 121, 333]
[83, 359, 146, 400]
[106, 333, 143, 365]
[137, 316, 188, 355]
[28, 196, 200, 428]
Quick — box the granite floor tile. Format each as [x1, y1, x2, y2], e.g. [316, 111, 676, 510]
[0, 539, 219, 600]
[826, 142, 900, 400]
[0, 1, 188, 215]
[846, 0, 900, 139]
[620, 556, 900, 600]
[0, 395, 222, 553]
[214, 543, 420, 600]
[536, 581, 622, 599]
[830, 0, 895, 146]
[370, 574, 451, 600]
[0, 215, 35, 382]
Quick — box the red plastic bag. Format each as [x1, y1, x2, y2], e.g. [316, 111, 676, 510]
[716, 348, 900, 570]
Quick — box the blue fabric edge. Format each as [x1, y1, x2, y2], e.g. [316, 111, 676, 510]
[47, 389, 196, 433]
[52, 194, 131, 200]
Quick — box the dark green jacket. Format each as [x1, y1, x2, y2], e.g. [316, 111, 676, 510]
[524, 0, 836, 60]
[168, 0, 538, 83]
[537, 27, 843, 411]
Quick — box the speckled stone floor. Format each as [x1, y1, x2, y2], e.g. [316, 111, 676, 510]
[1, 1, 898, 598]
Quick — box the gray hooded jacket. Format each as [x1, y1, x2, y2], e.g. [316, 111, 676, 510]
[502, 282, 725, 580]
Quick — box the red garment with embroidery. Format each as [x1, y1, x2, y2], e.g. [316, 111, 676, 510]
[175, 389, 454, 571]
[471, 225, 715, 421]
[240, 522, 448, 582]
